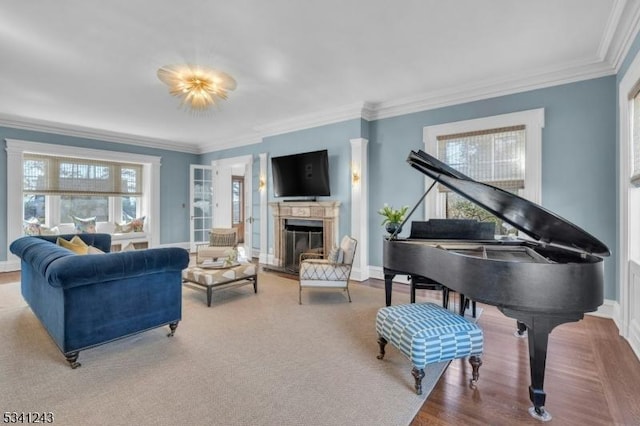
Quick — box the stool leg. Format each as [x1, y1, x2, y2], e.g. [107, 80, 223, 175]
[469, 355, 482, 387]
[376, 336, 387, 360]
[412, 367, 425, 395]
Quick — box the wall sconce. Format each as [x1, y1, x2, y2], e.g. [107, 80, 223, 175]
[259, 177, 266, 191]
[352, 170, 360, 185]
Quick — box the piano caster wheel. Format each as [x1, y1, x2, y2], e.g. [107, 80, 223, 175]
[469, 379, 478, 389]
[528, 406, 552, 422]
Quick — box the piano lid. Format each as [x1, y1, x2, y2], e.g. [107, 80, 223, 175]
[407, 150, 610, 256]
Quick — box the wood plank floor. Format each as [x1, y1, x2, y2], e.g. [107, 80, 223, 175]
[359, 278, 640, 426]
[3, 271, 639, 425]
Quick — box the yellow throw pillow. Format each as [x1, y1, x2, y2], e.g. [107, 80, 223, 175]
[69, 235, 88, 247]
[56, 237, 89, 255]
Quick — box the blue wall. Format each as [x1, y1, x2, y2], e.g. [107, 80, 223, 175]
[0, 77, 619, 301]
[200, 118, 365, 253]
[0, 127, 198, 260]
[368, 77, 617, 299]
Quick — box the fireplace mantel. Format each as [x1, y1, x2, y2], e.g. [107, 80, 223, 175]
[270, 201, 340, 267]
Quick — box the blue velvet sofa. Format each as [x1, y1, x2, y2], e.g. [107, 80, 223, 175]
[10, 233, 189, 368]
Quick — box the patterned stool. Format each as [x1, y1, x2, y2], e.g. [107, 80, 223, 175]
[376, 302, 483, 394]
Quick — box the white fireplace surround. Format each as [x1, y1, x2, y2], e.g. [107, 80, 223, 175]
[270, 201, 340, 267]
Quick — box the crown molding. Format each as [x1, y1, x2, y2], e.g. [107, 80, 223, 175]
[606, 0, 640, 71]
[369, 60, 615, 121]
[197, 133, 263, 154]
[254, 101, 374, 138]
[0, 113, 199, 154]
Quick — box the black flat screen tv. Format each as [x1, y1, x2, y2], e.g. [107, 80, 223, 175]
[271, 149, 330, 197]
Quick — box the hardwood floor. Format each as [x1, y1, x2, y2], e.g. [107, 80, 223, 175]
[2, 271, 639, 424]
[358, 278, 640, 426]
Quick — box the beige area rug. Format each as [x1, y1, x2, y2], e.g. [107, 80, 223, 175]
[0, 274, 450, 426]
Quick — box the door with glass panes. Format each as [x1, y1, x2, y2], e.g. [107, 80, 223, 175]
[190, 165, 213, 252]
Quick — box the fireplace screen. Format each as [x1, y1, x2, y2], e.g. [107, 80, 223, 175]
[283, 229, 323, 272]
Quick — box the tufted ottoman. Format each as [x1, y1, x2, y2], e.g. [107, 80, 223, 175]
[376, 302, 483, 394]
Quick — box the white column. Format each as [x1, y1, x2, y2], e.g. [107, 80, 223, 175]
[350, 138, 369, 281]
[259, 153, 269, 264]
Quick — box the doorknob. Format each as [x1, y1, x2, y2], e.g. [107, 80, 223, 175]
[246, 217, 254, 224]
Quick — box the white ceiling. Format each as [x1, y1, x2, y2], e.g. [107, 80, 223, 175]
[1, 0, 639, 154]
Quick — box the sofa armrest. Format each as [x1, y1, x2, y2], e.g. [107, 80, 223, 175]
[44, 247, 190, 289]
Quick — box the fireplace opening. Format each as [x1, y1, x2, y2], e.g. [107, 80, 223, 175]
[283, 219, 323, 272]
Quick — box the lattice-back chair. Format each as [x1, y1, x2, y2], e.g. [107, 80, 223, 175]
[298, 235, 357, 304]
[196, 228, 238, 264]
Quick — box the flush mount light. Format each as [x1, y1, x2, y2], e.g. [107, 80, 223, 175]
[157, 64, 236, 112]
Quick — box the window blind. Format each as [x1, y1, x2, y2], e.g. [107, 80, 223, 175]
[23, 154, 143, 196]
[436, 125, 526, 192]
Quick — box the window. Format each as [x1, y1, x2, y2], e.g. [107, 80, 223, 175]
[22, 153, 143, 226]
[6, 139, 160, 252]
[423, 109, 544, 236]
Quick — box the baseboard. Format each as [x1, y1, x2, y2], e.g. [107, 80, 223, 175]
[629, 318, 640, 361]
[368, 266, 410, 284]
[0, 259, 21, 272]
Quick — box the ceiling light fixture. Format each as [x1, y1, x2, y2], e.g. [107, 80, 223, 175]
[157, 64, 237, 112]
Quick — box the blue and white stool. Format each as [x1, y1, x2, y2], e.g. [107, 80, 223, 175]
[376, 302, 484, 394]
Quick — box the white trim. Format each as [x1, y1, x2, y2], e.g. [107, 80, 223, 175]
[422, 108, 544, 220]
[0, 113, 198, 154]
[350, 138, 369, 281]
[617, 49, 640, 350]
[259, 153, 268, 265]
[5, 139, 161, 259]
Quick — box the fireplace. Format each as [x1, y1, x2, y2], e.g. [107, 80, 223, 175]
[283, 219, 324, 272]
[270, 201, 340, 271]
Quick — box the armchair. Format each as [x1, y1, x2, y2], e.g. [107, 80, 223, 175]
[298, 235, 357, 304]
[196, 228, 238, 264]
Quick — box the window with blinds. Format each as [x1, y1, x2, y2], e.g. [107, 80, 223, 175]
[437, 125, 525, 192]
[23, 154, 143, 196]
[436, 125, 526, 234]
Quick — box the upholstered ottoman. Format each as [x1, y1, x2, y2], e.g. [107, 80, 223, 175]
[376, 302, 483, 394]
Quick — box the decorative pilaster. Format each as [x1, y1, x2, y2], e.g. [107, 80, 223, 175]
[350, 138, 369, 281]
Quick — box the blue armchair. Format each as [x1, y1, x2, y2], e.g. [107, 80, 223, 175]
[10, 234, 189, 368]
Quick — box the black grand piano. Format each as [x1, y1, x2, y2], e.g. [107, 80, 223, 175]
[383, 149, 610, 421]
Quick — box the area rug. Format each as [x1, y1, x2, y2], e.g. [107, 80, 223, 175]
[0, 274, 451, 426]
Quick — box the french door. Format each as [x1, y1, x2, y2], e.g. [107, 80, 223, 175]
[190, 165, 213, 252]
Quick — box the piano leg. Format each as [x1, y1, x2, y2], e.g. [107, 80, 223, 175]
[501, 309, 584, 422]
[384, 273, 395, 306]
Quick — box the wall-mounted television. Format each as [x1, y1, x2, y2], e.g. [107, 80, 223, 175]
[271, 149, 330, 198]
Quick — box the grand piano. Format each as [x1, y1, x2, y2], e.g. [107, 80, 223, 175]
[383, 149, 610, 421]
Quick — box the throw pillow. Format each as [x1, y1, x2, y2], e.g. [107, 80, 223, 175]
[40, 225, 59, 235]
[71, 216, 96, 233]
[210, 231, 236, 247]
[56, 237, 89, 255]
[23, 218, 41, 235]
[327, 246, 343, 264]
[115, 216, 145, 233]
[69, 235, 89, 247]
[87, 246, 105, 255]
[114, 222, 133, 233]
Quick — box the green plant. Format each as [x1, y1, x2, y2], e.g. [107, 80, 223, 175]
[378, 204, 409, 225]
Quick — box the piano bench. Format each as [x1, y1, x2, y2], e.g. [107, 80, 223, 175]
[375, 302, 483, 395]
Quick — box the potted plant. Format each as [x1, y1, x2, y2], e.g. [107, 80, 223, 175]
[378, 204, 409, 234]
